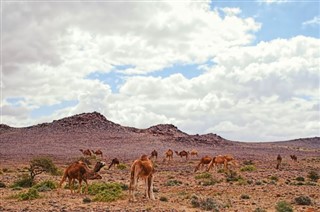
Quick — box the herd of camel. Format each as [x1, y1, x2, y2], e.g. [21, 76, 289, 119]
[59, 149, 298, 201]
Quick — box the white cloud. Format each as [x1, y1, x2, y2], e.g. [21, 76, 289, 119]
[2, 2, 319, 141]
[259, 0, 288, 4]
[303, 16, 320, 27]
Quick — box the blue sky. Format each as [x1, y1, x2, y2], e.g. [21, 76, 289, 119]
[2, 1, 320, 141]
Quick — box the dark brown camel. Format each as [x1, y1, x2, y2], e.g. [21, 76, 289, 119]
[108, 158, 120, 170]
[59, 161, 105, 194]
[276, 154, 282, 169]
[150, 150, 158, 161]
[175, 150, 189, 160]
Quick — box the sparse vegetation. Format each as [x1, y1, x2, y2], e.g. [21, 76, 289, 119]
[275, 201, 293, 212]
[87, 182, 123, 202]
[294, 195, 312, 205]
[243, 160, 254, 165]
[33, 180, 57, 192]
[28, 157, 59, 184]
[270, 176, 279, 181]
[253, 207, 267, 212]
[295, 176, 305, 181]
[11, 174, 34, 188]
[307, 170, 319, 182]
[226, 170, 243, 182]
[117, 163, 127, 170]
[240, 194, 250, 199]
[165, 179, 182, 186]
[240, 165, 256, 172]
[195, 172, 212, 179]
[190, 195, 220, 211]
[12, 188, 40, 201]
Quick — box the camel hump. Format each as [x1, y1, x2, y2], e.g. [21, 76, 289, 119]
[140, 154, 149, 161]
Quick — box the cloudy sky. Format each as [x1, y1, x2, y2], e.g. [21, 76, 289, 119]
[1, 0, 319, 142]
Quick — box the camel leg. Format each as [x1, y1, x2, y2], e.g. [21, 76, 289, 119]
[69, 178, 74, 194]
[78, 179, 82, 193]
[84, 179, 88, 194]
[144, 178, 149, 199]
[148, 174, 155, 200]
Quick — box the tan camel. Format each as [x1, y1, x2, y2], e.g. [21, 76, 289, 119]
[189, 149, 198, 157]
[194, 156, 212, 172]
[107, 158, 120, 170]
[207, 155, 237, 172]
[91, 149, 103, 158]
[163, 149, 173, 162]
[129, 155, 155, 202]
[276, 154, 282, 169]
[175, 150, 189, 160]
[150, 150, 158, 161]
[59, 161, 105, 194]
[79, 149, 92, 157]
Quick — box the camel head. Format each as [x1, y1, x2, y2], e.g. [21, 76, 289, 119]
[93, 161, 106, 172]
[175, 151, 179, 155]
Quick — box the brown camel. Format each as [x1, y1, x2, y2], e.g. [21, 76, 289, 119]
[129, 154, 155, 202]
[207, 155, 236, 172]
[150, 150, 158, 161]
[79, 149, 92, 157]
[290, 154, 297, 162]
[175, 150, 189, 160]
[189, 149, 198, 157]
[91, 149, 103, 158]
[194, 156, 212, 172]
[107, 158, 120, 170]
[276, 154, 282, 169]
[163, 149, 173, 162]
[59, 161, 105, 194]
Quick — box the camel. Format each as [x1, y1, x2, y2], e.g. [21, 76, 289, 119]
[59, 161, 105, 194]
[129, 154, 155, 202]
[79, 149, 92, 157]
[189, 149, 198, 157]
[276, 154, 282, 169]
[163, 149, 173, 162]
[150, 150, 158, 161]
[107, 158, 120, 170]
[290, 154, 297, 162]
[91, 149, 103, 158]
[194, 156, 212, 172]
[207, 155, 237, 172]
[175, 150, 189, 160]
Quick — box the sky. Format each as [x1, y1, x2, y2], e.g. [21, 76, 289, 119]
[1, 0, 320, 142]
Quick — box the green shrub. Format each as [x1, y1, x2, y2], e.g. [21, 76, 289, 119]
[240, 165, 256, 172]
[33, 180, 57, 192]
[253, 207, 267, 212]
[190, 196, 220, 211]
[243, 160, 254, 165]
[294, 195, 312, 205]
[165, 179, 182, 186]
[0, 181, 6, 188]
[270, 176, 279, 181]
[295, 176, 305, 181]
[11, 174, 33, 188]
[307, 171, 319, 182]
[117, 163, 127, 170]
[275, 201, 293, 212]
[240, 194, 250, 199]
[87, 182, 123, 202]
[226, 170, 242, 182]
[202, 178, 219, 186]
[159, 196, 168, 202]
[195, 172, 212, 180]
[14, 188, 40, 201]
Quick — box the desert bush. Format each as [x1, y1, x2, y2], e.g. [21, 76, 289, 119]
[255, 181, 263, 185]
[240, 165, 256, 172]
[202, 178, 219, 186]
[87, 182, 123, 202]
[243, 160, 254, 165]
[13, 188, 40, 201]
[226, 170, 243, 182]
[28, 157, 59, 185]
[294, 195, 312, 205]
[0, 181, 6, 188]
[240, 194, 250, 199]
[159, 196, 168, 202]
[295, 176, 305, 181]
[195, 172, 212, 180]
[83, 197, 92, 203]
[253, 207, 267, 212]
[307, 171, 319, 182]
[117, 163, 127, 170]
[33, 180, 57, 192]
[11, 174, 34, 188]
[165, 179, 182, 186]
[190, 195, 220, 211]
[275, 201, 293, 212]
[270, 176, 279, 181]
